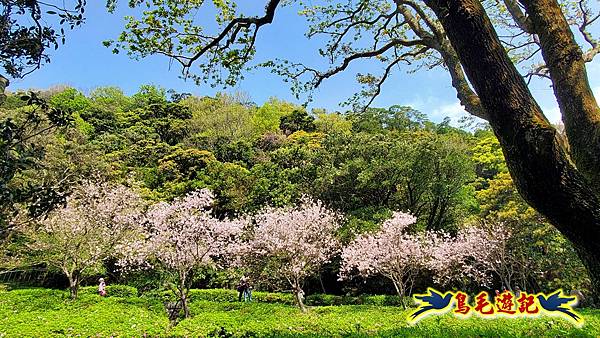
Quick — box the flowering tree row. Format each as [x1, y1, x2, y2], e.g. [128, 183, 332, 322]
[340, 212, 509, 308]
[15, 182, 507, 316]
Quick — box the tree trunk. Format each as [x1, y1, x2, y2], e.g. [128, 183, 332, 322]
[391, 278, 407, 309]
[424, 0, 600, 302]
[293, 282, 307, 312]
[68, 275, 79, 300]
[318, 271, 326, 294]
[179, 277, 190, 318]
[181, 292, 190, 318]
[520, 0, 600, 193]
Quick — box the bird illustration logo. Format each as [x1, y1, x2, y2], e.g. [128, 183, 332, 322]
[536, 290, 583, 326]
[409, 288, 454, 324]
[406, 288, 584, 326]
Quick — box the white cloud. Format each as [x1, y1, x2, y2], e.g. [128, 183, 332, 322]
[431, 101, 466, 118]
[430, 101, 470, 127]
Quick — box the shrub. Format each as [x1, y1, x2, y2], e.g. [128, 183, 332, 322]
[188, 289, 238, 302]
[142, 288, 405, 307]
[304, 293, 407, 306]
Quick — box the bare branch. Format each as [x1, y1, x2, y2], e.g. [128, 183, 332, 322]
[180, 0, 281, 70]
[578, 1, 600, 62]
[315, 39, 425, 88]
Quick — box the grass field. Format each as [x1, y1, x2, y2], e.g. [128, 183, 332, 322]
[1, 287, 599, 337]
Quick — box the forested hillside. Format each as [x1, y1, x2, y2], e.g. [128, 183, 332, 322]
[0, 85, 587, 297]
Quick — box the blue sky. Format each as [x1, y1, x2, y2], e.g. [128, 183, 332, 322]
[8, 2, 600, 125]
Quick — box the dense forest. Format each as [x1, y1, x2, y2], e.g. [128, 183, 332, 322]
[0, 85, 588, 298]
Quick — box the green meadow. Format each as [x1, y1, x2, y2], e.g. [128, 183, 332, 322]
[1, 287, 598, 337]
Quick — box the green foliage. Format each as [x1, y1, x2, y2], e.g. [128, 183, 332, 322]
[280, 109, 316, 135]
[348, 106, 427, 134]
[314, 111, 353, 135]
[312, 129, 474, 232]
[49, 88, 91, 113]
[80, 285, 139, 298]
[1, 85, 588, 296]
[251, 98, 297, 136]
[1, 288, 599, 337]
[0, 287, 168, 336]
[182, 93, 256, 144]
[0, 92, 73, 233]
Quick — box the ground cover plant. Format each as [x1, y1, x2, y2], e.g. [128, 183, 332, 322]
[1, 287, 599, 337]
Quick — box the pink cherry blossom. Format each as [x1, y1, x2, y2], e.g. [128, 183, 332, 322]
[427, 223, 508, 288]
[117, 189, 246, 317]
[21, 181, 145, 299]
[340, 212, 427, 306]
[241, 197, 342, 311]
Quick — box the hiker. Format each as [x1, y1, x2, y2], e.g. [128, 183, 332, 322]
[243, 277, 253, 302]
[98, 278, 107, 297]
[570, 289, 585, 308]
[237, 276, 248, 302]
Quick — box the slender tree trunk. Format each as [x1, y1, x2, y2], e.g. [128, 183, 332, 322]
[179, 277, 190, 318]
[181, 292, 189, 318]
[391, 278, 407, 309]
[318, 271, 326, 294]
[292, 281, 307, 312]
[424, 0, 600, 303]
[68, 274, 79, 300]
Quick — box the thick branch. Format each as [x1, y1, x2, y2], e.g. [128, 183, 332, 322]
[502, 0, 534, 33]
[437, 40, 488, 120]
[182, 0, 281, 69]
[520, 0, 600, 191]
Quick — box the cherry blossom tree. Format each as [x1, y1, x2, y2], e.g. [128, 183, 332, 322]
[117, 189, 246, 318]
[339, 212, 428, 307]
[19, 181, 144, 299]
[427, 222, 509, 289]
[244, 197, 342, 312]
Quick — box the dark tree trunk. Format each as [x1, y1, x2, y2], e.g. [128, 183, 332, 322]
[425, 0, 600, 302]
[519, 0, 600, 193]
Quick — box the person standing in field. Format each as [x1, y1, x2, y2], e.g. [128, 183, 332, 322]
[243, 276, 253, 302]
[237, 276, 247, 302]
[98, 278, 107, 297]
